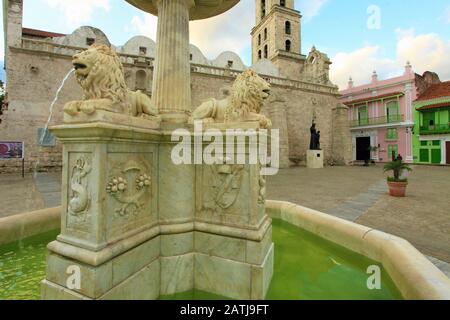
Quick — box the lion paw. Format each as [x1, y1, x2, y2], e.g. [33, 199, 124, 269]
[79, 101, 96, 115]
[259, 117, 272, 129]
[64, 101, 82, 116]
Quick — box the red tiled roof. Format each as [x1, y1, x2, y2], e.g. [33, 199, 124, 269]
[344, 92, 404, 106]
[416, 102, 450, 111]
[22, 28, 66, 39]
[415, 81, 450, 102]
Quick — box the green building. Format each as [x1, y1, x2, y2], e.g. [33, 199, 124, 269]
[413, 81, 450, 165]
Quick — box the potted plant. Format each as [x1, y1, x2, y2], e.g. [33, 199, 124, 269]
[383, 159, 412, 197]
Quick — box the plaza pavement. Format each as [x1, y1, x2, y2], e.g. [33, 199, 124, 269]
[267, 165, 450, 276]
[0, 165, 449, 276]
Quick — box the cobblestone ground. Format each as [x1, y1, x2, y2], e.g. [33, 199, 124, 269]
[267, 165, 450, 270]
[0, 173, 61, 218]
[1, 165, 449, 274]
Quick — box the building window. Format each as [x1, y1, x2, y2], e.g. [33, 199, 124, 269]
[258, 34, 261, 46]
[139, 47, 147, 55]
[258, 50, 262, 60]
[264, 45, 268, 58]
[386, 101, 399, 123]
[264, 28, 268, 40]
[358, 105, 368, 125]
[386, 128, 398, 140]
[190, 53, 193, 61]
[86, 38, 95, 46]
[285, 21, 291, 35]
[285, 40, 291, 52]
[227, 60, 233, 68]
[280, 0, 286, 6]
[37, 128, 56, 147]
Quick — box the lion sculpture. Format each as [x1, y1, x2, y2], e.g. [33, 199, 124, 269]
[64, 44, 157, 118]
[191, 70, 272, 129]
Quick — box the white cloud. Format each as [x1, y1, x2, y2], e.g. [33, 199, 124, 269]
[330, 29, 450, 89]
[44, 0, 110, 27]
[331, 46, 398, 89]
[129, 13, 158, 39]
[127, 1, 253, 64]
[297, 0, 328, 23]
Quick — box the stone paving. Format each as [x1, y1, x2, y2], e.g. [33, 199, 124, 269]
[267, 165, 450, 273]
[0, 165, 449, 276]
[0, 173, 61, 218]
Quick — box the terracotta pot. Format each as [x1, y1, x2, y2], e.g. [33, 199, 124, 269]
[387, 181, 408, 197]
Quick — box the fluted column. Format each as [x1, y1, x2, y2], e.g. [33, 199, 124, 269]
[152, 0, 194, 124]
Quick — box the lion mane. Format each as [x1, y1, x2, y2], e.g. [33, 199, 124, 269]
[225, 70, 269, 122]
[191, 69, 271, 128]
[76, 44, 127, 105]
[64, 44, 157, 118]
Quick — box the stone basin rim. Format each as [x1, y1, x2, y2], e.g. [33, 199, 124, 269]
[125, 0, 240, 21]
[2, 202, 450, 300]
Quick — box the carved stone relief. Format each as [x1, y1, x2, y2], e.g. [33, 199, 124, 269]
[68, 157, 92, 220]
[106, 158, 152, 220]
[201, 164, 245, 215]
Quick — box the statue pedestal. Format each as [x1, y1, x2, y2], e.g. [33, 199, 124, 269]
[42, 122, 273, 300]
[307, 150, 324, 169]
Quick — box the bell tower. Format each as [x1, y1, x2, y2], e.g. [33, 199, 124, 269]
[251, 0, 304, 80]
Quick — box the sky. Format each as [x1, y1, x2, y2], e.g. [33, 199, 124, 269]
[1, 0, 450, 89]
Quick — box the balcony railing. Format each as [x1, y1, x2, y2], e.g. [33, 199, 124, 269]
[419, 124, 450, 135]
[350, 114, 405, 128]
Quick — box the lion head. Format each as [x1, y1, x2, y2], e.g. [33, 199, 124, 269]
[227, 70, 271, 120]
[72, 44, 127, 104]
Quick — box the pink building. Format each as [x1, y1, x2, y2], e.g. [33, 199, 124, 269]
[339, 63, 440, 163]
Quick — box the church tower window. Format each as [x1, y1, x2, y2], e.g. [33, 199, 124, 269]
[285, 40, 291, 52]
[285, 21, 291, 35]
[264, 45, 268, 58]
[261, 0, 266, 18]
[280, 0, 286, 7]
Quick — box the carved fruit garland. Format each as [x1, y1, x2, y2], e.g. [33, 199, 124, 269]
[106, 161, 151, 219]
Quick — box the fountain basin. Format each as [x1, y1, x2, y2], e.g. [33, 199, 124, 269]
[1, 202, 449, 300]
[126, 0, 240, 20]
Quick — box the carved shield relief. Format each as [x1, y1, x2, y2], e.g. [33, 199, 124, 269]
[198, 164, 250, 224]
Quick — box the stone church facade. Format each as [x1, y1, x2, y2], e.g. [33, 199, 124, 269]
[0, 0, 351, 173]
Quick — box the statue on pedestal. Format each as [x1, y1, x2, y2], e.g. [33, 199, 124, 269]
[309, 122, 321, 150]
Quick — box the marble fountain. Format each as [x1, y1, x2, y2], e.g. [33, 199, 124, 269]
[1, 0, 450, 300]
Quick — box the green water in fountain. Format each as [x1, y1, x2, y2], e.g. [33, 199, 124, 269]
[0, 220, 402, 300]
[0, 230, 59, 300]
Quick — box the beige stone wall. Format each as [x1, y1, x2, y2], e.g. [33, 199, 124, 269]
[331, 105, 353, 164]
[0, 45, 345, 173]
[0, 48, 154, 173]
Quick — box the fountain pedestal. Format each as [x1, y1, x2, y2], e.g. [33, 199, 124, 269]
[42, 122, 273, 300]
